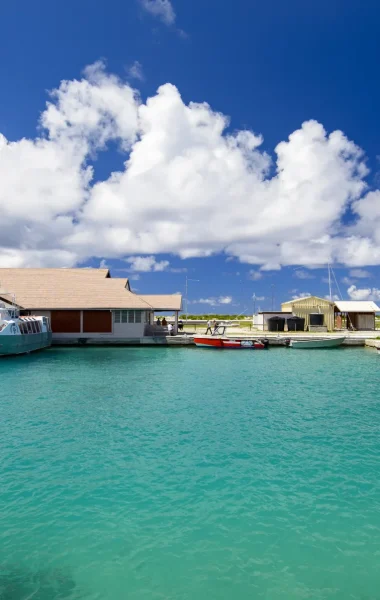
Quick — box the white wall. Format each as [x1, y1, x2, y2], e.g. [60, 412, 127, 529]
[253, 314, 264, 330]
[253, 312, 292, 331]
[113, 322, 145, 338]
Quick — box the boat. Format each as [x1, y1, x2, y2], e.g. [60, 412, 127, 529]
[289, 337, 346, 349]
[194, 337, 268, 349]
[194, 326, 268, 349]
[0, 303, 52, 356]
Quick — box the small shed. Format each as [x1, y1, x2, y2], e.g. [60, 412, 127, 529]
[334, 301, 380, 331]
[281, 296, 335, 331]
[253, 311, 292, 331]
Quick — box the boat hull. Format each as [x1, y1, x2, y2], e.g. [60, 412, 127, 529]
[0, 332, 52, 356]
[194, 337, 267, 349]
[290, 337, 345, 349]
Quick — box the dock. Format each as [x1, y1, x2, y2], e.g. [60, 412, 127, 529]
[364, 339, 380, 350]
[51, 332, 380, 347]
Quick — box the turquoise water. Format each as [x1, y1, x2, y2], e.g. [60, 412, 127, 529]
[0, 347, 379, 599]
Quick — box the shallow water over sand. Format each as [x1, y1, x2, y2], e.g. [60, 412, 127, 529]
[0, 346, 379, 599]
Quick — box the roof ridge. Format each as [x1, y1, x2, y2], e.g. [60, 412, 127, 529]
[289, 295, 333, 304]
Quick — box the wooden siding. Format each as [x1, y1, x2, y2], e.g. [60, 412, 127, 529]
[83, 310, 112, 333]
[51, 310, 81, 333]
[281, 296, 335, 331]
[350, 313, 375, 330]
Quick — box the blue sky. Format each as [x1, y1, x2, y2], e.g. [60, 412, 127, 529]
[1, 0, 380, 312]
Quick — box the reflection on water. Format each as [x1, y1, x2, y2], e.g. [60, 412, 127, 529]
[0, 566, 80, 600]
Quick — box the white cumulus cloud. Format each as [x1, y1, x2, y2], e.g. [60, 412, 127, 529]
[248, 270, 262, 281]
[294, 269, 315, 279]
[139, 0, 176, 24]
[349, 268, 371, 278]
[347, 285, 380, 301]
[219, 296, 233, 304]
[1, 62, 380, 269]
[292, 292, 311, 300]
[196, 296, 232, 306]
[125, 255, 169, 272]
[128, 60, 144, 81]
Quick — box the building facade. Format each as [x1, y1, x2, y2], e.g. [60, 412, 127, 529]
[281, 296, 335, 331]
[0, 268, 182, 342]
[281, 296, 380, 331]
[334, 301, 380, 331]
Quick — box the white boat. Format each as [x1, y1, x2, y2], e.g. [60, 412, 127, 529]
[0, 303, 52, 356]
[289, 337, 346, 349]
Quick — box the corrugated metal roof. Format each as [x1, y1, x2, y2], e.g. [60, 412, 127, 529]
[335, 301, 380, 313]
[259, 311, 292, 314]
[0, 268, 181, 310]
[283, 295, 334, 305]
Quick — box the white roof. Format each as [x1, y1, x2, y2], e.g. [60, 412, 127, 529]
[335, 301, 380, 313]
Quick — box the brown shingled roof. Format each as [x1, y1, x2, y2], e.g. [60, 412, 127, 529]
[140, 295, 182, 311]
[0, 268, 182, 311]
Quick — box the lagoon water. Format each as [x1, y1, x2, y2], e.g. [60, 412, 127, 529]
[0, 346, 380, 599]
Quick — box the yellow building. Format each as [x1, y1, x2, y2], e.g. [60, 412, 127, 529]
[281, 296, 335, 331]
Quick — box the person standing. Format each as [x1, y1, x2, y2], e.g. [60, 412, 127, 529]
[168, 323, 173, 336]
[205, 319, 213, 335]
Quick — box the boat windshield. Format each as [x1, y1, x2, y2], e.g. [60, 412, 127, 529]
[213, 325, 226, 336]
[0, 308, 19, 321]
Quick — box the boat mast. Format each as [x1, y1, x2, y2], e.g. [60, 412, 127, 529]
[328, 263, 332, 301]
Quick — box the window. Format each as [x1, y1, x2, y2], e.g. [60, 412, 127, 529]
[42, 317, 51, 332]
[113, 310, 144, 324]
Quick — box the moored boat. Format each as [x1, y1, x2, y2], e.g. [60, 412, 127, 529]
[194, 326, 268, 349]
[0, 303, 52, 356]
[289, 337, 345, 349]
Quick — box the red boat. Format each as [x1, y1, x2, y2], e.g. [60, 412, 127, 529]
[194, 327, 268, 349]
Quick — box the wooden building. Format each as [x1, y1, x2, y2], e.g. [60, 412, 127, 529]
[281, 296, 335, 331]
[0, 268, 182, 341]
[334, 301, 380, 331]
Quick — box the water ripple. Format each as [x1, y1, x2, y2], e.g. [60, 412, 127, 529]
[0, 347, 379, 599]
